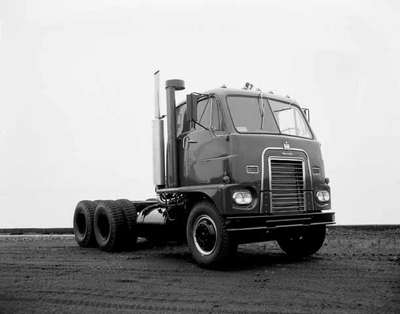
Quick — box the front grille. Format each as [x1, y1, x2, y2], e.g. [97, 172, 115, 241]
[270, 159, 305, 213]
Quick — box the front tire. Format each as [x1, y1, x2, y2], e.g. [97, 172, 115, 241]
[186, 201, 236, 267]
[277, 226, 326, 258]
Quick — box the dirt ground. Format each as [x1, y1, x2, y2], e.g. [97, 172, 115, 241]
[0, 226, 399, 313]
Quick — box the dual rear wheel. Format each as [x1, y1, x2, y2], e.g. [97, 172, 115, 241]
[73, 200, 137, 251]
[73, 200, 97, 248]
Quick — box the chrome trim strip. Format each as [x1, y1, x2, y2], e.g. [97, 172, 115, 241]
[270, 223, 307, 228]
[260, 147, 313, 213]
[226, 221, 335, 232]
[226, 226, 271, 232]
[266, 218, 312, 224]
[225, 212, 333, 220]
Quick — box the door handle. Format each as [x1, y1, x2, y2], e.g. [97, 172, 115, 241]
[183, 137, 197, 148]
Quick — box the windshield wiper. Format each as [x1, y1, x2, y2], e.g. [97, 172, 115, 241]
[258, 92, 265, 129]
[192, 119, 209, 131]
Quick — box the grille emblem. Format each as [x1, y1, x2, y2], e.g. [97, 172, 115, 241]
[283, 141, 290, 150]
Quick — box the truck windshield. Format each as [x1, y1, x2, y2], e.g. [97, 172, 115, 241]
[227, 95, 312, 139]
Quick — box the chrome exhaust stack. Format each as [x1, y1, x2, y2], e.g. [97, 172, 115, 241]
[152, 70, 165, 188]
[165, 79, 185, 188]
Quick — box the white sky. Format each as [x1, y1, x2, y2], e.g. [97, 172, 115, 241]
[1, 0, 399, 227]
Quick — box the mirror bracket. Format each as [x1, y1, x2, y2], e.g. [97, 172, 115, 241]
[302, 107, 310, 123]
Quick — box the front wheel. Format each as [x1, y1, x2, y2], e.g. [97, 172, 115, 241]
[277, 226, 326, 258]
[186, 201, 236, 267]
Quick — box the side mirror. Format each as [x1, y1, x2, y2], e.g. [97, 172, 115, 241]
[302, 108, 310, 123]
[186, 93, 198, 129]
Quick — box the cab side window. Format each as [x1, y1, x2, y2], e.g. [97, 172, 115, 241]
[176, 104, 188, 136]
[211, 99, 223, 131]
[195, 98, 212, 130]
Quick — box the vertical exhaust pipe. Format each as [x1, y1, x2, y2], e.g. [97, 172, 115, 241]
[152, 70, 165, 187]
[165, 79, 185, 188]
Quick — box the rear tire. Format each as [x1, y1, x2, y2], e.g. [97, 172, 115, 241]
[116, 199, 138, 250]
[73, 200, 97, 248]
[186, 201, 236, 267]
[277, 226, 326, 258]
[94, 201, 127, 252]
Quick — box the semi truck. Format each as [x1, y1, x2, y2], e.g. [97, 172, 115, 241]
[73, 72, 335, 267]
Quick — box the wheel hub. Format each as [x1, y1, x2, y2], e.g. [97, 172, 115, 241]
[193, 215, 217, 256]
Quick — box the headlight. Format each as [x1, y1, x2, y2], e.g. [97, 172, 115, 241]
[316, 190, 330, 202]
[232, 191, 252, 205]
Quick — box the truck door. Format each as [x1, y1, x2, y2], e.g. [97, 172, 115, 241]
[178, 97, 229, 186]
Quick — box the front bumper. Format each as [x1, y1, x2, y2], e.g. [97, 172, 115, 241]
[224, 211, 335, 232]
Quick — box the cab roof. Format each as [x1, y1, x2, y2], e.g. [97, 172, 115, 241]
[205, 88, 299, 105]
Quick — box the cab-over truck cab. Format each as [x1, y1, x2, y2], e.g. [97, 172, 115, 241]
[156, 82, 334, 266]
[72, 74, 334, 268]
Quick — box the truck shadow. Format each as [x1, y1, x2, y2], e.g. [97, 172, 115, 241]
[218, 251, 320, 271]
[158, 245, 321, 271]
[134, 238, 185, 251]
